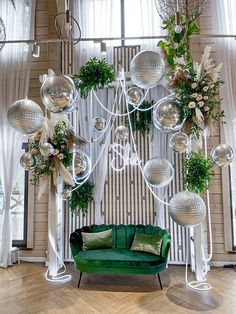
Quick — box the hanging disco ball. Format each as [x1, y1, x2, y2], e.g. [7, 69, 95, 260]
[92, 117, 107, 132]
[169, 132, 189, 153]
[73, 149, 91, 181]
[153, 94, 184, 132]
[20, 152, 37, 170]
[126, 87, 144, 107]
[39, 143, 54, 157]
[114, 125, 129, 141]
[130, 50, 165, 89]
[143, 157, 174, 188]
[169, 191, 206, 228]
[7, 99, 44, 135]
[61, 189, 72, 200]
[40, 75, 78, 113]
[211, 144, 234, 167]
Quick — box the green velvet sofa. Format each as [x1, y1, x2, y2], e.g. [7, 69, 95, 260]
[70, 224, 171, 289]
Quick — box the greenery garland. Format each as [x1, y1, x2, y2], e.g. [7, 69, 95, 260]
[183, 152, 214, 193]
[69, 181, 95, 216]
[128, 100, 153, 135]
[72, 57, 116, 99]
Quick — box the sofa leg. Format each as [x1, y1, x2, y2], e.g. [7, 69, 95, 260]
[157, 273, 163, 290]
[78, 271, 83, 288]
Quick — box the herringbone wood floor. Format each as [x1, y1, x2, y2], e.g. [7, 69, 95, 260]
[0, 263, 235, 314]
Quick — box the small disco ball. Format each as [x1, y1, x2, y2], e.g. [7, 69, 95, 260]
[39, 143, 54, 157]
[7, 99, 44, 135]
[211, 144, 234, 167]
[40, 75, 78, 113]
[20, 152, 37, 170]
[115, 125, 129, 141]
[169, 191, 206, 228]
[61, 189, 72, 200]
[73, 149, 91, 180]
[153, 94, 184, 132]
[143, 157, 174, 188]
[92, 117, 107, 132]
[169, 132, 189, 153]
[126, 87, 144, 107]
[130, 50, 165, 89]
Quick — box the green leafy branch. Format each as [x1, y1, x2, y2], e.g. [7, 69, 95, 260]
[128, 100, 153, 135]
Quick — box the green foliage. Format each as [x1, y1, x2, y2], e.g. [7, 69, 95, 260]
[157, 14, 200, 65]
[128, 100, 153, 135]
[72, 57, 116, 99]
[183, 152, 214, 193]
[69, 181, 95, 216]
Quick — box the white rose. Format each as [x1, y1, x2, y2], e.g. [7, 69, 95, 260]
[196, 94, 203, 101]
[198, 101, 204, 107]
[188, 101, 196, 108]
[203, 86, 209, 92]
[204, 106, 210, 111]
[203, 96, 208, 100]
[191, 83, 198, 89]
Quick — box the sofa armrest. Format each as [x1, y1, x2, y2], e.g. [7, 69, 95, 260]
[161, 234, 171, 261]
[70, 226, 90, 257]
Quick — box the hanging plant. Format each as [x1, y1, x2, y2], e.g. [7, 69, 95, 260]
[128, 100, 153, 135]
[69, 181, 95, 216]
[71, 57, 116, 99]
[183, 151, 214, 194]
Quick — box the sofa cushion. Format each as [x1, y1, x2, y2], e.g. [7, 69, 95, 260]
[82, 229, 112, 250]
[130, 232, 163, 256]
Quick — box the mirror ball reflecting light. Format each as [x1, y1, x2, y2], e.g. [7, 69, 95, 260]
[114, 125, 129, 141]
[40, 75, 78, 113]
[39, 143, 54, 157]
[153, 94, 184, 132]
[92, 117, 107, 132]
[169, 132, 189, 153]
[73, 149, 91, 181]
[7, 99, 44, 135]
[143, 157, 174, 188]
[130, 50, 165, 89]
[169, 191, 206, 228]
[126, 87, 144, 107]
[61, 189, 72, 200]
[20, 152, 37, 170]
[211, 144, 234, 167]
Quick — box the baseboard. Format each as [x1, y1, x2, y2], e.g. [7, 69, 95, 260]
[210, 261, 236, 267]
[19, 256, 47, 263]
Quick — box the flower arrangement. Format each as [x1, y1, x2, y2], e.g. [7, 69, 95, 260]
[72, 57, 116, 99]
[169, 46, 224, 138]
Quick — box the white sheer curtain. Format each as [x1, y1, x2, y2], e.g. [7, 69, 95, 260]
[0, 0, 35, 268]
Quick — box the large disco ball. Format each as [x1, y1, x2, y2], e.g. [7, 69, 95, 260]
[211, 144, 234, 167]
[169, 191, 206, 228]
[40, 75, 78, 113]
[126, 87, 144, 107]
[130, 51, 165, 89]
[73, 149, 91, 180]
[169, 132, 189, 153]
[20, 152, 37, 170]
[114, 125, 129, 141]
[39, 143, 54, 157]
[143, 157, 174, 188]
[7, 99, 44, 135]
[92, 117, 107, 132]
[153, 94, 184, 132]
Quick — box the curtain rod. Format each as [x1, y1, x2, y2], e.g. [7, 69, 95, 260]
[0, 34, 235, 44]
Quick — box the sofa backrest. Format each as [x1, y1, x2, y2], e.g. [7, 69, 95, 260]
[88, 224, 169, 249]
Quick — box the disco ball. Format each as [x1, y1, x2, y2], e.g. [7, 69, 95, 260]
[130, 51, 165, 89]
[92, 117, 107, 132]
[211, 144, 234, 167]
[126, 87, 144, 107]
[169, 132, 189, 153]
[40, 75, 78, 113]
[7, 99, 44, 135]
[143, 157, 174, 188]
[61, 189, 72, 200]
[153, 94, 184, 132]
[115, 125, 129, 141]
[39, 143, 54, 157]
[20, 152, 37, 170]
[73, 149, 91, 180]
[169, 191, 206, 228]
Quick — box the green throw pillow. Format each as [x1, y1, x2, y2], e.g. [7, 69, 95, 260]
[82, 229, 112, 251]
[130, 232, 163, 256]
